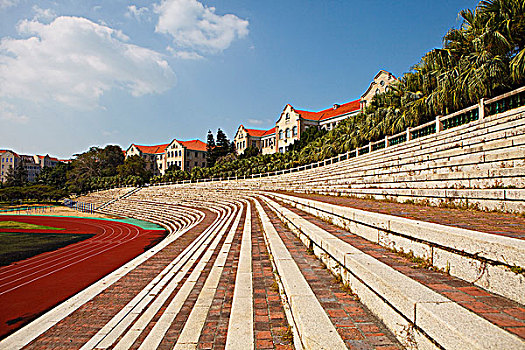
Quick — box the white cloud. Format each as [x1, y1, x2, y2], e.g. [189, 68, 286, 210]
[167, 46, 204, 60]
[126, 5, 150, 22]
[0, 101, 29, 123]
[32, 6, 57, 21]
[247, 118, 264, 125]
[0, 0, 19, 10]
[0, 16, 176, 109]
[154, 0, 249, 54]
[248, 118, 272, 126]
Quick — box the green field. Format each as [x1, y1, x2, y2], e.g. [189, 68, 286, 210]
[0, 221, 65, 231]
[0, 232, 93, 266]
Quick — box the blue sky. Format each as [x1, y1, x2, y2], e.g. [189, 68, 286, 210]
[0, 0, 479, 158]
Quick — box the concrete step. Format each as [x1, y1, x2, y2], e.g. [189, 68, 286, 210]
[260, 194, 525, 349]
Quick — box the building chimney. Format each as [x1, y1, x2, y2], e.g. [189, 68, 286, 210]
[333, 104, 339, 110]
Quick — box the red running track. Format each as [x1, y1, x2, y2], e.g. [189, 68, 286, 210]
[0, 215, 167, 339]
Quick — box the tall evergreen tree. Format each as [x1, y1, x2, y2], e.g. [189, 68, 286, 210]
[206, 130, 216, 167]
[215, 128, 230, 159]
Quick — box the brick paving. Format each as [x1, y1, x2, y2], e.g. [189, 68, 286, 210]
[277, 191, 525, 240]
[276, 199, 525, 340]
[155, 212, 238, 350]
[117, 210, 237, 350]
[195, 209, 245, 349]
[23, 208, 218, 349]
[251, 203, 294, 350]
[260, 200, 402, 349]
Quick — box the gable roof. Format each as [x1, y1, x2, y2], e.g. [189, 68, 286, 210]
[295, 99, 361, 122]
[133, 143, 169, 154]
[262, 127, 276, 136]
[237, 125, 276, 139]
[179, 140, 207, 152]
[244, 128, 267, 137]
[361, 70, 397, 98]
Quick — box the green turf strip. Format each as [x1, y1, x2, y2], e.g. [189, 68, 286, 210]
[0, 221, 64, 231]
[0, 232, 94, 266]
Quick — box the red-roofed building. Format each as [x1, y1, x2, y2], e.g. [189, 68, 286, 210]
[126, 139, 207, 175]
[163, 139, 207, 173]
[233, 125, 276, 155]
[234, 70, 396, 154]
[125, 143, 169, 176]
[1, 150, 63, 183]
[360, 70, 396, 110]
[274, 99, 361, 153]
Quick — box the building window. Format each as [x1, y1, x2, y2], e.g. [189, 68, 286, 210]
[279, 130, 283, 139]
[380, 80, 385, 86]
[285, 128, 290, 138]
[285, 113, 290, 120]
[293, 126, 297, 136]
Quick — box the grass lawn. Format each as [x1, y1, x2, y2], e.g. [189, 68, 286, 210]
[0, 221, 65, 231]
[0, 232, 94, 266]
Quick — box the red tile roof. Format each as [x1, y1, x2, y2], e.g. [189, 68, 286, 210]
[179, 140, 207, 152]
[295, 99, 361, 122]
[243, 126, 276, 138]
[0, 149, 18, 156]
[262, 127, 276, 136]
[133, 143, 169, 154]
[244, 128, 267, 137]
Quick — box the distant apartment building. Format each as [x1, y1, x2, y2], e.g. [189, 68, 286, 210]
[0, 150, 62, 183]
[233, 70, 396, 155]
[125, 139, 207, 175]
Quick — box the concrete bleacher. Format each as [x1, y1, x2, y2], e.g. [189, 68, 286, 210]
[244, 106, 525, 213]
[3, 91, 524, 349]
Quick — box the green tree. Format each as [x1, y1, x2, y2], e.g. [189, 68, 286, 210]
[206, 130, 217, 167]
[238, 146, 260, 159]
[5, 160, 28, 187]
[117, 155, 150, 184]
[37, 162, 70, 189]
[99, 145, 125, 177]
[215, 128, 231, 159]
